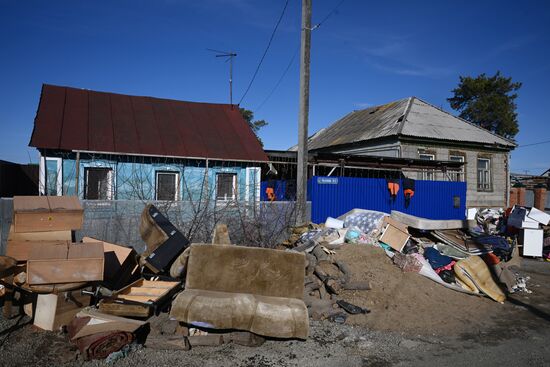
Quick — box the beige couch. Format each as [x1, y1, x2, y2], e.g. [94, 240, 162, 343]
[170, 244, 309, 339]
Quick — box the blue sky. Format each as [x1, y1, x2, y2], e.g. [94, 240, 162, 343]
[1, 0, 548, 174]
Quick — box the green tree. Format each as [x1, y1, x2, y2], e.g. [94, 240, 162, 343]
[240, 108, 268, 146]
[447, 71, 521, 139]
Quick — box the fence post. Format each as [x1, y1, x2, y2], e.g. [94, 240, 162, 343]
[533, 187, 547, 211]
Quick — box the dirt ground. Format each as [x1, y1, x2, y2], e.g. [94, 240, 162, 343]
[1, 244, 550, 367]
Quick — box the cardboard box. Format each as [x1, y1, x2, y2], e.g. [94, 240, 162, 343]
[27, 242, 104, 285]
[82, 237, 140, 290]
[13, 196, 83, 233]
[520, 228, 543, 257]
[33, 291, 91, 331]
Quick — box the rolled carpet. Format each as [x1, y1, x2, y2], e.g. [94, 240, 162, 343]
[74, 330, 134, 360]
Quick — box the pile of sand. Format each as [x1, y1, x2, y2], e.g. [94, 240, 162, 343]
[332, 244, 503, 335]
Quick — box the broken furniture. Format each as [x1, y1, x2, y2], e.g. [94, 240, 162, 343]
[26, 242, 104, 285]
[33, 290, 91, 331]
[170, 244, 309, 339]
[82, 237, 140, 290]
[98, 278, 180, 317]
[139, 204, 190, 274]
[68, 308, 147, 360]
[12, 195, 83, 233]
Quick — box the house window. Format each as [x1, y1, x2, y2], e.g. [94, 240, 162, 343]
[156, 171, 179, 201]
[216, 173, 237, 200]
[84, 168, 113, 200]
[477, 158, 492, 191]
[419, 153, 435, 181]
[44, 157, 62, 196]
[449, 155, 465, 182]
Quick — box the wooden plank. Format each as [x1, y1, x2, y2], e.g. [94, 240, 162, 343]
[46, 196, 82, 212]
[8, 225, 72, 241]
[5, 240, 69, 262]
[98, 302, 151, 318]
[27, 243, 104, 285]
[116, 295, 156, 302]
[13, 196, 49, 212]
[13, 196, 83, 232]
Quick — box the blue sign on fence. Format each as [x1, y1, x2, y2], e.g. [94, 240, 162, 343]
[317, 177, 339, 185]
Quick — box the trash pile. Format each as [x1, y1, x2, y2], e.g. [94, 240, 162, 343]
[290, 205, 550, 320]
[1, 195, 549, 362]
[0, 196, 309, 362]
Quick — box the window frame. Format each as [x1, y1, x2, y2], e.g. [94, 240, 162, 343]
[477, 157, 492, 192]
[41, 157, 63, 196]
[84, 167, 113, 200]
[448, 154, 465, 182]
[419, 153, 435, 181]
[216, 172, 237, 201]
[155, 171, 180, 201]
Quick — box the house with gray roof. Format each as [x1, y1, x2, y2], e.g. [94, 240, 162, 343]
[301, 97, 517, 208]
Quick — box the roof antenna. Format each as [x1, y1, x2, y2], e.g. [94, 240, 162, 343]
[207, 49, 237, 108]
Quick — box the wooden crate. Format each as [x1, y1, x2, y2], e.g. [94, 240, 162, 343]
[33, 291, 91, 331]
[13, 196, 83, 233]
[99, 279, 180, 317]
[27, 242, 104, 285]
[6, 240, 70, 262]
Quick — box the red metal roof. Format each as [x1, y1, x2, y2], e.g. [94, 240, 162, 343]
[29, 84, 269, 162]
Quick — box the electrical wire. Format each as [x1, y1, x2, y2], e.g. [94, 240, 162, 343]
[238, 0, 290, 105]
[253, 0, 347, 112]
[311, 0, 346, 30]
[516, 139, 550, 148]
[255, 43, 300, 112]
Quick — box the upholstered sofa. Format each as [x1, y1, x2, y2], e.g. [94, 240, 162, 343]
[170, 244, 309, 339]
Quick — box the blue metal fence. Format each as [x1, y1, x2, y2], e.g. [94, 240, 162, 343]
[307, 176, 466, 223]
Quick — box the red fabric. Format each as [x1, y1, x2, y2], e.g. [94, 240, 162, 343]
[482, 252, 501, 265]
[435, 260, 456, 274]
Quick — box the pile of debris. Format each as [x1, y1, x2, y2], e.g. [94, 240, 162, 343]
[0, 196, 311, 362]
[290, 205, 550, 321]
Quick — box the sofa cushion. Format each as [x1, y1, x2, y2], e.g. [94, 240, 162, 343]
[170, 289, 309, 339]
[185, 244, 305, 300]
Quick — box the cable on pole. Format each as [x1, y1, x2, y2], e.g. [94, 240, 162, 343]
[238, 0, 290, 105]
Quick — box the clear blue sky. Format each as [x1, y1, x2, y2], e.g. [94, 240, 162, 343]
[1, 1, 548, 174]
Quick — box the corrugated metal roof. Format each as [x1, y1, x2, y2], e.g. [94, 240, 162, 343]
[402, 98, 516, 147]
[305, 97, 516, 150]
[29, 84, 269, 162]
[307, 98, 410, 150]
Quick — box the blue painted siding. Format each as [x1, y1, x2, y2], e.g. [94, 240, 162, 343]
[54, 155, 260, 201]
[307, 176, 466, 223]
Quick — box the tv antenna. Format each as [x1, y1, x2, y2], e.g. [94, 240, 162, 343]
[207, 48, 237, 106]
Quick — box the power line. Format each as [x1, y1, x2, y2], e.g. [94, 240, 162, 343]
[516, 139, 550, 148]
[311, 0, 346, 30]
[254, 0, 346, 112]
[238, 0, 290, 105]
[255, 43, 300, 112]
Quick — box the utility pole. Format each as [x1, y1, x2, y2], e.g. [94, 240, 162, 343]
[296, 0, 311, 225]
[208, 49, 237, 106]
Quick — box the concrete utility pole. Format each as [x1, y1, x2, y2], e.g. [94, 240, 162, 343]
[296, 0, 312, 225]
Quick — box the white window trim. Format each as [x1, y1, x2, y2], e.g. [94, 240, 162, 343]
[449, 155, 465, 182]
[40, 156, 63, 196]
[155, 171, 180, 201]
[84, 167, 114, 200]
[419, 153, 435, 181]
[216, 173, 237, 201]
[477, 158, 492, 191]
